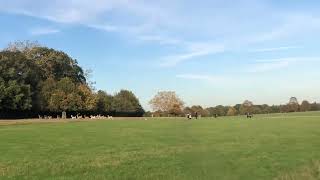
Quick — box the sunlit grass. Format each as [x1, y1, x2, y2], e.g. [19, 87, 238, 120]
[1, 112, 320, 179]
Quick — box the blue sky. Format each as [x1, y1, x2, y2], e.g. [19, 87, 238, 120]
[1, 0, 320, 109]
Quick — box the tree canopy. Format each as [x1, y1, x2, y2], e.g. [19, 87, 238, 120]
[0, 41, 144, 118]
[149, 91, 184, 113]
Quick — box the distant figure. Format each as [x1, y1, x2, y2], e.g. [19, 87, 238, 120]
[187, 114, 192, 119]
[195, 112, 198, 119]
[214, 114, 218, 118]
[246, 113, 253, 118]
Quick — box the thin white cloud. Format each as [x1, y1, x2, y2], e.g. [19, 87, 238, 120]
[87, 24, 119, 32]
[249, 60, 290, 73]
[250, 46, 300, 53]
[29, 27, 60, 36]
[160, 43, 225, 67]
[256, 57, 319, 63]
[3, 0, 320, 70]
[250, 14, 320, 43]
[176, 74, 226, 83]
[138, 35, 181, 45]
[249, 57, 320, 73]
[1, 0, 119, 24]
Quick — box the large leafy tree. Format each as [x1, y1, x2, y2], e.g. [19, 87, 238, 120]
[3, 41, 88, 111]
[214, 105, 228, 116]
[96, 90, 113, 113]
[40, 77, 97, 112]
[287, 97, 300, 112]
[300, 100, 311, 112]
[240, 100, 254, 114]
[112, 90, 144, 114]
[191, 105, 209, 117]
[0, 51, 40, 110]
[149, 91, 184, 113]
[1, 41, 145, 117]
[227, 107, 237, 116]
[310, 102, 320, 111]
[26, 47, 86, 83]
[169, 104, 183, 116]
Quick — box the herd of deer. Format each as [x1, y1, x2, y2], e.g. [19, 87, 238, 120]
[38, 114, 113, 120]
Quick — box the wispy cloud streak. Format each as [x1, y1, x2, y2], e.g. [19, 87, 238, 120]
[248, 57, 320, 73]
[30, 27, 60, 35]
[176, 74, 226, 83]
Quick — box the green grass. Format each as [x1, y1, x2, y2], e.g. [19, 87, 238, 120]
[1, 112, 320, 180]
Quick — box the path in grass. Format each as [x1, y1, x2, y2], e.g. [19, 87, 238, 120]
[0, 114, 320, 179]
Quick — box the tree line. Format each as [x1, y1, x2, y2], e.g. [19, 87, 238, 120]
[147, 91, 320, 117]
[0, 41, 144, 119]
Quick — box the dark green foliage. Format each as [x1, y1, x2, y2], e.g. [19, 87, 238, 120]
[0, 41, 144, 118]
[207, 105, 228, 116]
[26, 47, 86, 83]
[300, 100, 311, 112]
[0, 51, 39, 110]
[96, 90, 113, 113]
[310, 102, 320, 111]
[112, 90, 144, 115]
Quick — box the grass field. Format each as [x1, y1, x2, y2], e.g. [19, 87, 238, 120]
[1, 112, 320, 180]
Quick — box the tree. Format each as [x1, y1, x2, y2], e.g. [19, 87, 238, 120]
[5, 40, 40, 52]
[96, 90, 113, 113]
[183, 107, 192, 115]
[112, 90, 144, 115]
[143, 111, 153, 117]
[39, 77, 96, 112]
[2, 41, 87, 112]
[300, 100, 311, 112]
[1, 41, 146, 118]
[234, 104, 241, 113]
[44, 78, 82, 112]
[310, 102, 320, 111]
[270, 105, 281, 113]
[169, 104, 183, 116]
[0, 78, 32, 110]
[149, 91, 184, 113]
[25, 47, 86, 83]
[77, 84, 97, 111]
[289, 97, 299, 104]
[280, 105, 289, 113]
[227, 107, 237, 116]
[252, 106, 262, 114]
[0, 51, 40, 110]
[287, 97, 299, 112]
[240, 100, 254, 114]
[190, 105, 209, 117]
[215, 105, 229, 116]
[260, 104, 272, 114]
[206, 107, 217, 117]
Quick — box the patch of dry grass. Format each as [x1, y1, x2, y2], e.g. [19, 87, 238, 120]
[275, 161, 320, 180]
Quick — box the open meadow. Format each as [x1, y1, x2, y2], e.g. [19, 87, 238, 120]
[1, 112, 320, 180]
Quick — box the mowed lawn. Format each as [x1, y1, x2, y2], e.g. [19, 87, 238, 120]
[1, 112, 320, 180]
